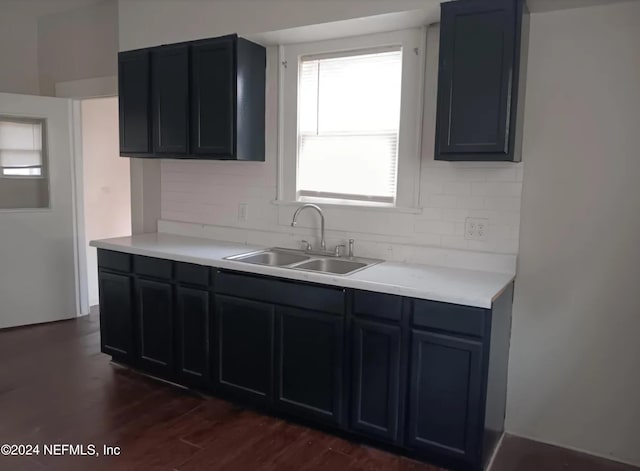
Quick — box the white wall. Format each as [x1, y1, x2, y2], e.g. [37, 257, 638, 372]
[82, 97, 131, 306]
[0, 12, 39, 95]
[508, 2, 640, 466]
[38, 0, 118, 96]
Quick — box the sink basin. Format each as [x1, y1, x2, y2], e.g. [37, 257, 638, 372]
[293, 258, 368, 275]
[226, 247, 382, 276]
[227, 249, 310, 267]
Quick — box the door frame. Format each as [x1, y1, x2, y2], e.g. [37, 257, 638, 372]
[59, 76, 120, 318]
[71, 99, 90, 316]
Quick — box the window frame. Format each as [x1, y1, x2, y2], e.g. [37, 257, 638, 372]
[277, 29, 426, 210]
[0, 116, 47, 180]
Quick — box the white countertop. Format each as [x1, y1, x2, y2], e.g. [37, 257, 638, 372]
[90, 233, 515, 309]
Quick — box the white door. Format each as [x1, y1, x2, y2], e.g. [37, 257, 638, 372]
[0, 93, 83, 329]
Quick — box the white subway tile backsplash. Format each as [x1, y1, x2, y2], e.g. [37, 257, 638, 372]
[415, 220, 457, 235]
[428, 194, 458, 209]
[471, 181, 523, 197]
[442, 181, 472, 196]
[456, 196, 486, 210]
[160, 154, 524, 257]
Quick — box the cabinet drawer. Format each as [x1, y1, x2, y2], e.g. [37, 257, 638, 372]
[134, 255, 173, 280]
[216, 271, 344, 315]
[98, 249, 131, 273]
[412, 299, 485, 337]
[176, 262, 210, 287]
[353, 290, 402, 321]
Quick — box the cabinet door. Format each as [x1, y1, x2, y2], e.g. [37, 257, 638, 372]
[176, 286, 211, 388]
[216, 295, 274, 403]
[407, 330, 483, 462]
[276, 307, 344, 426]
[190, 36, 235, 156]
[351, 318, 402, 442]
[118, 50, 150, 154]
[151, 44, 189, 154]
[435, 0, 520, 161]
[136, 278, 174, 378]
[98, 270, 134, 363]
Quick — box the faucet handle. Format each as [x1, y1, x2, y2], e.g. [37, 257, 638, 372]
[348, 239, 355, 258]
[334, 244, 346, 257]
[301, 240, 312, 251]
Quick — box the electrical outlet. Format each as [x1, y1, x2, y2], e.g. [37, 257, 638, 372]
[238, 203, 248, 222]
[465, 217, 488, 241]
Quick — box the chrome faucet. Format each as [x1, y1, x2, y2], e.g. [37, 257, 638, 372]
[291, 204, 326, 251]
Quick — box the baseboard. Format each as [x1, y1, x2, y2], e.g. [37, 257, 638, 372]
[505, 432, 640, 469]
[486, 432, 505, 470]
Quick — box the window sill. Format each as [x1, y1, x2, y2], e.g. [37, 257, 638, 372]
[271, 199, 423, 215]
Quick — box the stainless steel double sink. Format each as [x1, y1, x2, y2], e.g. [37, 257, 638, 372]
[225, 248, 381, 276]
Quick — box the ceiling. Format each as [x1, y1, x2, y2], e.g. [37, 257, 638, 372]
[0, 0, 107, 18]
[1, 0, 636, 21]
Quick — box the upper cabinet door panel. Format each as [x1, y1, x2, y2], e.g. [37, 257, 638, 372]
[190, 37, 235, 156]
[152, 44, 190, 154]
[118, 50, 151, 154]
[436, 0, 524, 161]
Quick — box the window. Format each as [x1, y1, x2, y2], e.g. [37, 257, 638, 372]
[0, 119, 45, 178]
[279, 29, 424, 209]
[298, 48, 402, 204]
[0, 117, 49, 210]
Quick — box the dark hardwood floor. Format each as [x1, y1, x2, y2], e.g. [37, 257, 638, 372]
[0, 312, 637, 471]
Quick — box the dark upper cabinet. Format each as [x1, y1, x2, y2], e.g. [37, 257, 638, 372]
[435, 0, 528, 162]
[407, 330, 484, 463]
[118, 50, 151, 155]
[151, 44, 190, 154]
[176, 285, 211, 388]
[351, 318, 403, 443]
[215, 295, 274, 404]
[118, 34, 265, 160]
[275, 307, 344, 427]
[98, 270, 134, 363]
[136, 278, 175, 379]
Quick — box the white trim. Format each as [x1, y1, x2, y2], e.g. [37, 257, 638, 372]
[55, 75, 118, 99]
[271, 199, 423, 214]
[413, 25, 428, 209]
[69, 99, 90, 317]
[486, 432, 505, 470]
[277, 28, 425, 210]
[277, 44, 286, 202]
[505, 432, 640, 469]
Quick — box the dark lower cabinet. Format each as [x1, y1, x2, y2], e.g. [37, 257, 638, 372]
[176, 286, 211, 388]
[97, 251, 513, 471]
[275, 307, 344, 426]
[98, 270, 134, 363]
[351, 318, 402, 442]
[215, 295, 274, 403]
[136, 278, 174, 378]
[407, 330, 484, 464]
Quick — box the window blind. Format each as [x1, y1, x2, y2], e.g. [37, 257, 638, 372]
[0, 120, 44, 177]
[297, 48, 403, 204]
